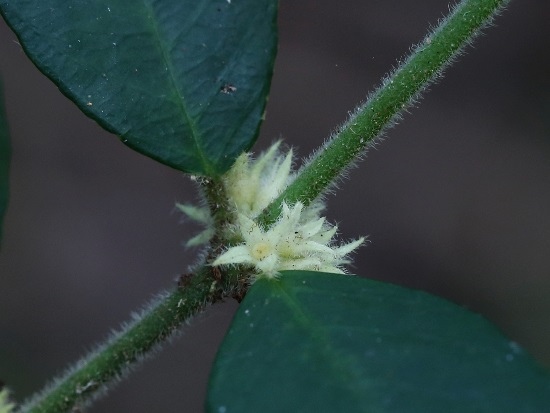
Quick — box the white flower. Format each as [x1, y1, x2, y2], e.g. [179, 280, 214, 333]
[178, 142, 297, 246]
[177, 141, 366, 278]
[224, 141, 293, 218]
[212, 202, 365, 279]
[0, 389, 15, 413]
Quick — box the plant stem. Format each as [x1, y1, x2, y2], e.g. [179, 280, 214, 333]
[18, 266, 217, 413]
[17, 179, 241, 413]
[200, 177, 234, 237]
[199, 177, 251, 301]
[258, 0, 509, 226]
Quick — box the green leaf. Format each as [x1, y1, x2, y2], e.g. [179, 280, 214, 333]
[0, 0, 278, 176]
[208, 271, 550, 412]
[0, 81, 9, 246]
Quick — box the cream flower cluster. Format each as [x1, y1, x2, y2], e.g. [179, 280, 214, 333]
[212, 202, 364, 277]
[179, 142, 365, 278]
[223, 141, 293, 218]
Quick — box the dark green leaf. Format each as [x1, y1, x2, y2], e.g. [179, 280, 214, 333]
[0, 0, 278, 176]
[0, 81, 9, 246]
[208, 271, 550, 412]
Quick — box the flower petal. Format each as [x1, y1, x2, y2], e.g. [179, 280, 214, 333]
[186, 228, 215, 247]
[269, 148, 293, 194]
[279, 257, 322, 271]
[212, 246, 254, 266]
[255, 253, 279, 275]
[300, 216, 326, 238]
[332, 237, 366, 257]
[316, 265, 346, 274]
[311, 225, 338, 244]
[290, 240, 335, 256]
[251, 140, 281, 179]
[237, 214, 265, 243]
[176, 203, 212, 224]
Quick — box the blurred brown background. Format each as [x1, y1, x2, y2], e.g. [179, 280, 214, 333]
[1, 0, 550, 411]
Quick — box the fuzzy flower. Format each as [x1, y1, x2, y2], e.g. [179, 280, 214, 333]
[212, 202, 365, 278]
[179, 141, 302, 246]
[178, 141, 366, 277]
[224, 140, 294, 218]
[0, 389, 15, 413]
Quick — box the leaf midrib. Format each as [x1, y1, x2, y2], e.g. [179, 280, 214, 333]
[275, 280, 366, 404]
[142, 0, 214, 175]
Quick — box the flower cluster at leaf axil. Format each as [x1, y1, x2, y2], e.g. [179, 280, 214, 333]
[178, 142, 365, 279]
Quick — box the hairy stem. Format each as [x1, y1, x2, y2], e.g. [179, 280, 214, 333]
[258, 0, 509, 226]
[199, 177, 251, 301]
[200, 176, 233, 238]
[18, 180, 239, 413]
[19, 266, 217, 413]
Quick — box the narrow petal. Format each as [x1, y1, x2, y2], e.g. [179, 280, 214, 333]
[332, 237, 366, 257]
[212, 246, 254, 266]
[269, 148, 293, 193]
[279, 256, 322, 271]
[237, 214, 264, 243]
[281, 202, 303, 229]
[291, 240, 335, 255]
[311, 225, 337, 244]
[255, 253, 279, 275]
[300, 201, 325, 222]
[300, 216, 326, 238]
[269, 202, 299, 240]
[251, 141, 281, 179]
[316, 265, 345, 274]
[186, 228, 215, 247]
[176, 203, 211, 224]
